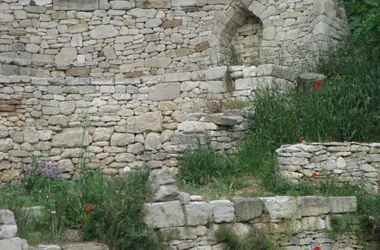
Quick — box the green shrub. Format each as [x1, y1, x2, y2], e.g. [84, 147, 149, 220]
[338, 0, 380, 47]
[178, 141, 240, 185]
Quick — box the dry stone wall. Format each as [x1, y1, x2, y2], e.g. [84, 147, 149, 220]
[0, 209, 28, 250]
[0, 0, 348, 75]
[277, 142, 380, 193]
[0, 63, 294, 184]
[145, 195, 361, 250]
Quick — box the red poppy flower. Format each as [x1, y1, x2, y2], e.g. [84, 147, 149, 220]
[311, 172, 318, 177]
[300, 137, 305, 142]
[87, 205, 93, 211]
[315, 81, 322, 88]
[313, 247, 321, 250]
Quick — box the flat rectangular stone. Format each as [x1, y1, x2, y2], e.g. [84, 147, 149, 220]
[145, 201, 185, 228]
[53, 0, 99, 10]
[234, 198, 264, 222]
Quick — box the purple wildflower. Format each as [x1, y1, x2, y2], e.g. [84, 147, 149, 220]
[19, 160, 65, 179]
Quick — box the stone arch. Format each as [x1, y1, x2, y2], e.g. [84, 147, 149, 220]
[210, 0, 264, 65]
[209, 0, 283, 66]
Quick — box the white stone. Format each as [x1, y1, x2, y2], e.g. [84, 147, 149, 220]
[184, 202, 213, 226]
[178, 121, 217, 132]
[90, 25, 119, 39]
[209, 200, 234, 223]
[145, 201, 185, 228]
[261, 196, 297, 220]
[55, 48, 77, 63]
[145, 133, 162, 151]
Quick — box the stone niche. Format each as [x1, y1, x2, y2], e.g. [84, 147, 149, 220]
[53, 0, 99, 10]
[231, 14, 263, 64]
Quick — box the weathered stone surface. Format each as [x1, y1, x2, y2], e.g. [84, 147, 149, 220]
[0, 225, 17, 239]
[149, 83, 180, 101]
[93, 127, 114, 141]
[330, 197, 357, 213]
[261, 196, 297, 220]
[110, 133, 134, 146]
[145, 201, 185, 228]
[53, 0, 99, 11]
[110, 1, 134, 10]
[300, 197, 330, 216]
[205, 115, 243, 126]
[209, 200, 234, 223]
[145, 57, 171, 68]
[0, 210, 16, 225]
[178, 121, 217, 132]
[136, 0, 171, 8]
[0, 237, 22, 250]
[127, 111, 162, 133]
[52, 128, 92, 148]
[66, 67, 90, 76]
[90, 25, 119, 39]
[234, 198, 264, 222]
[185, 202, 213, 226]
[162, 20, 182, 29]
[154, 185, 179, 202]
[55, 48, 77, 63]
[145, 133, 161, 150]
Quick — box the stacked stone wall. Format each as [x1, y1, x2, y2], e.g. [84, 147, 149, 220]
[0, 63, 294, 184]
[145, 195, 362, 250]
[277, 142, 380, 192]
[0, 0, 348, 75]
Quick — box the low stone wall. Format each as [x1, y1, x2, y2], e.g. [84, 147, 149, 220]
[0, 209, 28, 250]
[145, 195, 361, 250]
[277, 142, 380, 192]
[0, 64, 293, 184]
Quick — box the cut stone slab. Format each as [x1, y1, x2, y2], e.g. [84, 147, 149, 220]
[53, 0, 99, 11]
[204, 115, 243, 126]
[136, 0, 171, 8]
[329, 196, 357, 213]
[145, 201, 185, 228]
[261, 196, 297, 220]
[153, 185, 179, 202]
[0, 237, 23, 250]
[51, 128, 92, 148]
[209, 200, 234, 223]
[149, 83, 180, 101]
[234, 198, 264, 222]
[55, 48, 77, 63]
[90, 25, 119, 39]
[184, 202, 213, 226]
[127, 111, 163, 133]
[299, 196, 330, 216]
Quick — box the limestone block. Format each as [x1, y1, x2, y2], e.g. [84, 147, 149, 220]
[149, 83, 180, 101]
[145, 57, 172, 68]
[301, 217, 325, 231]
[162, 20, 182, 28]
[0, 125, 9, 138]
[110, 133, 134, 146]
[0, 238, 22, 250]
[53, 0, 99, 11]
[158, 101, 177, 111]
[205, 115, 243, 126]
[49, 115, 69, 127]
[162, 72, 191, 82]
[234, 198, 264, 222]
[59, 101, 75, 115]
[127, 111, 163, 133]
[110, 1, 135, 10]
[136, 0, 171, 8]
[127, 8, 157, 18]
[115, 153, 135, 162]
[35, 0, 52, 5]
[300, 197, 330, 216]
[191, 67, 227, 81]
[0, 210, 16, 225]
[207, 81, 227, 94]
[185, 202, 213, 226]
[23, 127, 39, 144]
[172, 0, 197, 7]
[261, 196, 297, 220]
[0, 225, 17, 239]
[257, 64, 295, 81]
[90, 25, 119, 39]
[154, 185, 179, 202]
[127, 143, 145, 154]
[330, 197, 357, 213]
[0, 14, 14, 23]
[52, 128, 92, 148]
[145, 133, 162, 151]
[68, 23, 89, 33]
[55, 48, 77, 63]
[235, 78, 258, 91]
[145, 18, 163, 28]
[177, 121, 217, 132]
[145, 201, 185, 228]
[209, 200, 234, 223]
